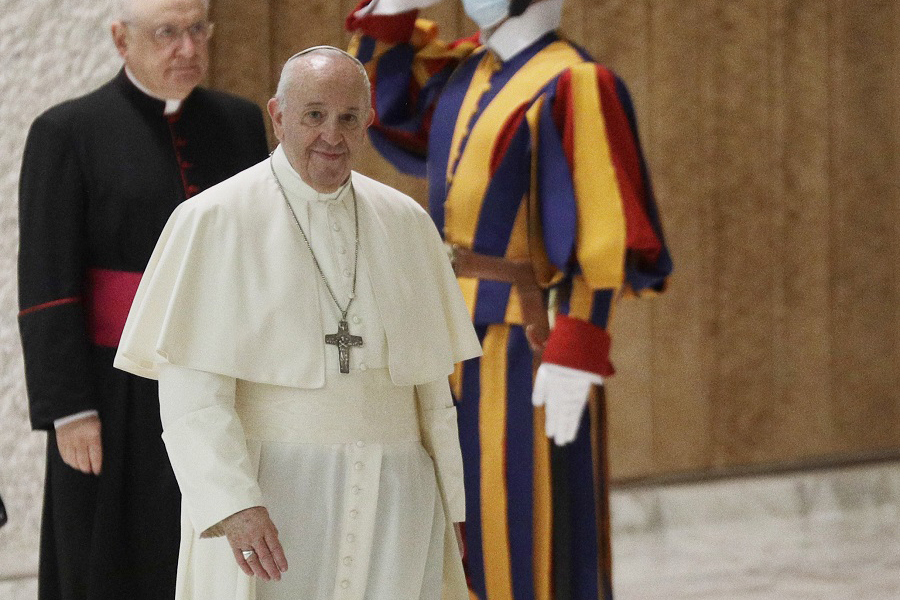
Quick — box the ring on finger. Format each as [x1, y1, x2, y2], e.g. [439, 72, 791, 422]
[241, 549, 256, 561]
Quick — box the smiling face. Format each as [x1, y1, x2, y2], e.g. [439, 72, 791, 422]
[111, 0, 210, 100]
[268, 52, 373, 193]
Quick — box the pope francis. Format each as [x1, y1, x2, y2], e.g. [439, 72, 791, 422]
[114, 46, 482, 600]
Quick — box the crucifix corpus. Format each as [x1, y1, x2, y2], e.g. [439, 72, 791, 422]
[325, 320, 364, 374]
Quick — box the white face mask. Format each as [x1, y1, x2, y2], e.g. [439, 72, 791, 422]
[462, 0, 509, 30]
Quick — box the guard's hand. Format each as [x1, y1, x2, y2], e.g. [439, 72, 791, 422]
[221, 506, 288, 581]
[55, 414, 103, 475]
[531, 364, 603, 446]
[525, 323, 549, 354]
[360, 0, 445, 18]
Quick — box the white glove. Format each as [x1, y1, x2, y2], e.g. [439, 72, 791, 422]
[532, 363, 604, 446]
[358, 0, 446, 17]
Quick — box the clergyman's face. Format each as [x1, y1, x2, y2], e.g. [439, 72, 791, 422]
[112, 0, 210, 99]
[268, 55, 373, 193]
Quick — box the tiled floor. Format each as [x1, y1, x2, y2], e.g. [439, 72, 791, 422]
[614, 506, 899, 599]
[2, 462, 898, 599]
[612, 461, 900, 599]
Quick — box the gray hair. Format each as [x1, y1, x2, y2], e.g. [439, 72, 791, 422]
[117, 0, 210, 21]
[275, 46, 371, 108]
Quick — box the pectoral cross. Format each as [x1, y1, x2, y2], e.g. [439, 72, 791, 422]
[325, 320, 364, 374]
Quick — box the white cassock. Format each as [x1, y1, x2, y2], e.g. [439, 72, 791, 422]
[114, 145, 482, 600]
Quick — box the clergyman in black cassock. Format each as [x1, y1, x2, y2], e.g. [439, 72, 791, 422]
[17, 1, 269, 598]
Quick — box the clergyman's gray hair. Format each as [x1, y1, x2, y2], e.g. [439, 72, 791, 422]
[117, 0, 210, 21]
[274, 46, 371, 108]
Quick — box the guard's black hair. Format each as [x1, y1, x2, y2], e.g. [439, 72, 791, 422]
[509, 0, 533, 17]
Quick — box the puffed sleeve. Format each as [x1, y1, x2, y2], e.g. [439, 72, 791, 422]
[348, 1, 480, 176]
[535, 64, 673, 376]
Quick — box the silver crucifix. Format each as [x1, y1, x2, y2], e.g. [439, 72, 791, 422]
[325, 320, 364, 374]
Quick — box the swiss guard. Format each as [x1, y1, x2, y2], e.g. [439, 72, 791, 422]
[347, 0, 673, 599]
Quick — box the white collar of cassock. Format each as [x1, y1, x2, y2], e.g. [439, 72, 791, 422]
[484, 0, 564, 62]
[271, 144, 353, 210]
[124, 67, 184, 115]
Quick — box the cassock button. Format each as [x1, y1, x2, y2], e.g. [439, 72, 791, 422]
[332, 223, 341, 231]
[187, 185, 200, 196]
[352, 316, 361, 324]
[346, 534, 355, 542]
[338, 246, 347, 255]
[343, 556, 353, 566]
[356, 440, 365, 448]
[340, 580, 350, 589]
[349, 509, 359, 518]
[352, 485, 361, 494]
[354, 462, 363, 471]
[343, 269, 351, 277]
[180, 160, 193, 169]
[358, 363, 367, 371]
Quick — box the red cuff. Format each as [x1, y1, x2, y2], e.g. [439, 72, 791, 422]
[346, 1, 419, 43]
[541, 314, 615, 377]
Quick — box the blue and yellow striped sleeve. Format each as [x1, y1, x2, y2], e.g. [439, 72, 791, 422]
[536, 63, 673, 376]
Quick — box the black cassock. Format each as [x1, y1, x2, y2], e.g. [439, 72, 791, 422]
[18, 69, 269, 600]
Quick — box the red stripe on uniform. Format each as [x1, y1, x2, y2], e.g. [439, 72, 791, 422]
[490, 105, 528, 174]
[594, 67, 662, 261]
[449, 32, 481, 50]
[347, 1, 418, 43]
[371, 123, 429, 155]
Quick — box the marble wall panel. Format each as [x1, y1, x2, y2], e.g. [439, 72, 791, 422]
[0, 0, 121, 580]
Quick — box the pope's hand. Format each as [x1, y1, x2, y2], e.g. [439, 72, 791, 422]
[56, 414, 102, 475]
[532, 364, 604, 446]
[358, 0, 445, 18]
[221, 506, 288, 581]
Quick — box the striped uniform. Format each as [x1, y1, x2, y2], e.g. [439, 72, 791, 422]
[348, 8, 672, 600]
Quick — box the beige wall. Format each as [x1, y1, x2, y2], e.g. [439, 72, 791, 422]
[595, 0, 900, 480]
[209, 0, 900, 480]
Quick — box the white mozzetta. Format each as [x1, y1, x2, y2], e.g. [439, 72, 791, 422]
[114, 145, 482, 388]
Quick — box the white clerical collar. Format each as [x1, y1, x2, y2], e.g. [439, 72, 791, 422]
[484, 0, 564, 62]
[271, 144, 353, 207]
[124, 67, 183, 115]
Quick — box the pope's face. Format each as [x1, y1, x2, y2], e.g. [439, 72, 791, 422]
[268, 55, 373, 193]
[112, 0, 210, 100]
